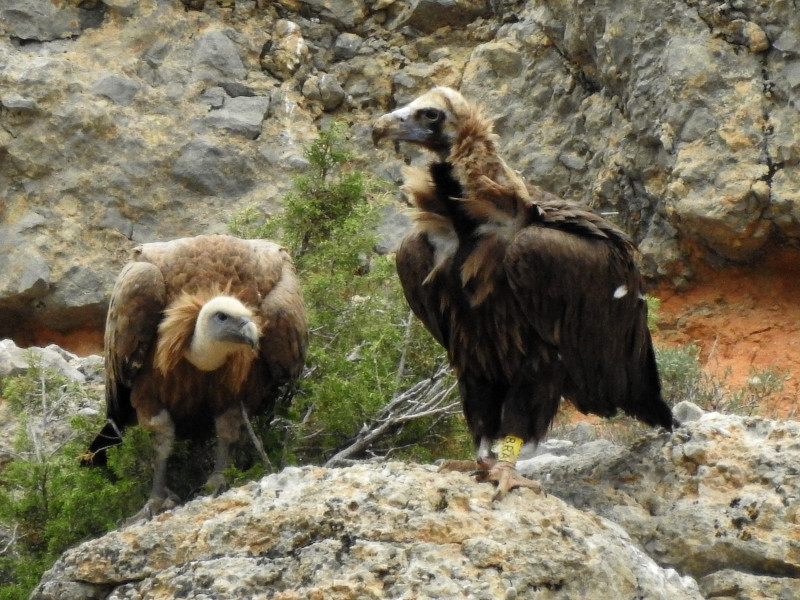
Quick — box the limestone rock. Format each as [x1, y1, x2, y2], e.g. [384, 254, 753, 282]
[0, 338, 85, 381]
[29, 462, 704, 600]
[205, 94, 271, 139]
[0, 246, 49, 305]
[774, 29, 800, 55]
[333, 32, 363, 60]
[301, 73, 346, 111]
[103, 0, 139, 18]
[451, 0, 800, 272]
[521, 411, 800, 599]
[171, 138, 257, 196]
[90, 74, 142, 106]
[1, 0, 82, 42]
[192, 30, 247, 81]
[293, 0, 367, 29]
[260, 20, 309, 81]
[390, 0, 491, 34]
[6, 341, 800, 600]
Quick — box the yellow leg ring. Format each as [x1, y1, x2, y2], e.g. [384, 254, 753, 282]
[497, 435, 524, 463]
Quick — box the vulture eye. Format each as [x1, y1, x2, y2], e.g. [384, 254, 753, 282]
[420, 108, 443, 124]
[214, 312, 229, 322]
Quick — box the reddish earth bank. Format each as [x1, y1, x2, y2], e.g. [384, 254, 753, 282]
[653, 249, 800, 418]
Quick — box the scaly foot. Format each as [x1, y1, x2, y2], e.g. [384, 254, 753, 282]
[474, 458, 543, 501]
[439, 458, 543, 500]
[123, 493, 178, 526]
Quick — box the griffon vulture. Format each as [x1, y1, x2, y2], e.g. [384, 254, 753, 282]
[84, 234, 308, 520]
[372, 87, 674, 498]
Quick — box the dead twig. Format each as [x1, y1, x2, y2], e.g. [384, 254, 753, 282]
[240, 402, 274, 472]
[324, 363, 459, 467]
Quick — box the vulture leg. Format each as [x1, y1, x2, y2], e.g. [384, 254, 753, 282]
[204, 407, 243, 496]
[126, 410, 178, 525]
[473, 374, 560, 499]
[440, 377, 543, 499]
[474, 435, 542, 500]
[476, 436, 492, 461]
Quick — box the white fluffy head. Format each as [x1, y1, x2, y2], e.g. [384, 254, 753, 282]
[185, 296, 259, 371]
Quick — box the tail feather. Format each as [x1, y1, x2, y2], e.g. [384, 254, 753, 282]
[80, 420, 125, 467]
[628, 338, 674, 431]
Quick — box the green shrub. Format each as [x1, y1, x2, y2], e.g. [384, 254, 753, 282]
[0, 358, 149, 600]
[655, 343, 704, 405]
[230, 123, 467, 466]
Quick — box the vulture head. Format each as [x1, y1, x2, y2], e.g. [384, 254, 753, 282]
[165, 295, 260, 372]
[372, 86, 473, 161]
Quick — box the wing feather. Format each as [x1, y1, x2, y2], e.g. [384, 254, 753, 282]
[396, 230, 449, 349]
[504, 224, 652, 417]
[249, 240, 309, 382]
[104, 260, 166, 428]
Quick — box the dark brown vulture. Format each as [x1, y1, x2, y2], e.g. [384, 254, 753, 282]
[372, 87, 674, 498]
[84, 234, 308, 520]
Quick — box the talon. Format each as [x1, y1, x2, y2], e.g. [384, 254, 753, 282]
[123, 498, 165, 526]
[123, 490, 179, 526]
[476, 456, 497, 471]
[437, 457, 542, 499]
[477, 460, 543, 500]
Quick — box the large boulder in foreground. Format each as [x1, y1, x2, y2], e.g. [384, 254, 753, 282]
[520, 408, 800, 599]
[30, 461, 701, 600]
[13, 349, 800, 600]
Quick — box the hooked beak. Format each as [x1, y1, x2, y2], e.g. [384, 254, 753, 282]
[240, 319, 259, 350]
[220, 316, 260, 350]
[372, 107, 432, 147]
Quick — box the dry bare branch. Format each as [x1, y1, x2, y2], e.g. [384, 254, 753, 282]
[0, 524, 20, 555]
[323, 363, 459, 468]
[241, 402, 274, 472]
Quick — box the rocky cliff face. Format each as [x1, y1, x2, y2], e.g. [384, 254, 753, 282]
[27, 400, 800, 599]
[4, 4, 800, 597]
[1, 0, 799, 347]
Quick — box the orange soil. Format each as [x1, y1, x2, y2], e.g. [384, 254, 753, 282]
[19, 323, 104, 358]
[652, 249, 800, 418]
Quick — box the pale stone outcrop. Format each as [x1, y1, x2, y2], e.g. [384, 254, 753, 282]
[28, 407, 800, 600]
[4, 339, 799, 599]
[30, 462, 704, 600]
[520, 407, 800, 599]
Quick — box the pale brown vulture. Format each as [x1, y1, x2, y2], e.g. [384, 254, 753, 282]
[372, 87, 674, 498]
[84, 234, 308, 520]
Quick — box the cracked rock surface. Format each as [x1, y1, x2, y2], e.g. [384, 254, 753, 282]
[28, 408, 800, 600]
[30, 461, 704, 600]
[520, 407, 800, 599]
[1, 0, 799, 343]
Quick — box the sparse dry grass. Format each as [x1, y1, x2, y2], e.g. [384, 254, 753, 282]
[547, 343, 794, 449]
